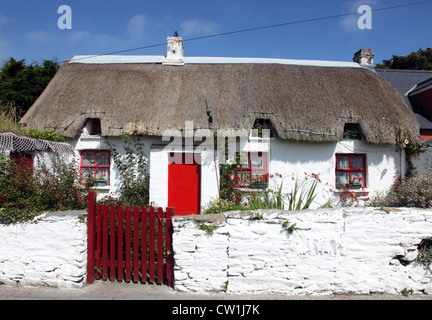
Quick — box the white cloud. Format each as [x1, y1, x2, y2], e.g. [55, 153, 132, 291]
[67, 30, 92, 44]
[127, 14, 147, 42]
[180, 19, 219, 37]
[0, 13, 11, 31]
[26, 30, 54, 43]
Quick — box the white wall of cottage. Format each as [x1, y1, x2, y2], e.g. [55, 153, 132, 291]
[268, 139, 403, 208]
[69, 128, 404, 211]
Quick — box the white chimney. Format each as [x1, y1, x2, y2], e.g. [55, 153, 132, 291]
[353, 49, 374, 67]
[163, 35, 184, 66]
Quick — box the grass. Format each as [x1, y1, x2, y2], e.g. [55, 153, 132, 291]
[0, 107, 64, 141]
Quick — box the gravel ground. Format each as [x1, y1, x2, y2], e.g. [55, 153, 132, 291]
[1, 280, 431, 300]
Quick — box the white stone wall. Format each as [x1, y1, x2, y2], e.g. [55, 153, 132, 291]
[173, 208, 432, 295]
[0, 211, 87, 289]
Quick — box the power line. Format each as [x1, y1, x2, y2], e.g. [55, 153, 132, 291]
[70, 0, 432, 63]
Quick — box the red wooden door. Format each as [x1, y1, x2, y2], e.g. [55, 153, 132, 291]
[168, 153, 201, 215]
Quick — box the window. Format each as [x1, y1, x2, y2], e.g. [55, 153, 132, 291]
[343, 123, 362, 139]
[80, 150, 110, 186]
[251, 119, 275, 138]
[336, 154, 366, 189]
[85, 118, 101, 135]
[234, 152, 268, 188]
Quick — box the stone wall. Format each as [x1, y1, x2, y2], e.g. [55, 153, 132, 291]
[0, 211, 87, 289]
[173, 208, 432, 295]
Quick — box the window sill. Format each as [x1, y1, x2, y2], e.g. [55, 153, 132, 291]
[334, 188, 370, 193]
[93, 186, 111, 190]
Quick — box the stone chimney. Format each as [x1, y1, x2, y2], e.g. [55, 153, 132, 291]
[163, 34, 184, 66]
[353, 49, 374, 67]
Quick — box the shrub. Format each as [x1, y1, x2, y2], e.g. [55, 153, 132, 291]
[370, 171, 432, 208]
[105, 134, 149, 207]
[36, 157, 88, 211]
[0, 154, 87, 224]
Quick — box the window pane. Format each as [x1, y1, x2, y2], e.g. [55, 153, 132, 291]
[351, 172, 364, 185]
[82, 152, 95, 166]
[351, 156, 364, 169]
[336, 172, 349, 186]
[96, 152, 109, 166]
[96, 168, 109, 185]
[82, 168, 95, 181]
[252, 170, 267, 182]
[237, 171, 251, 185]
[337, 156, 349, 169]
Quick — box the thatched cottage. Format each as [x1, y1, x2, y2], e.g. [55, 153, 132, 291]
[20, 36, 420, 214]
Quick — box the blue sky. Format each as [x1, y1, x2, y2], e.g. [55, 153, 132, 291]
[0, 0, 431, 66]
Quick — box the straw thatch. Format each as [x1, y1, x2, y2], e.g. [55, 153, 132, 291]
[20, 59, 420, 144]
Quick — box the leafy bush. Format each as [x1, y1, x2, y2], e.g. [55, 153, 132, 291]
[370, 171, 432, 208]
[0, 154, 87, 224]
[105, 134, 149, 207]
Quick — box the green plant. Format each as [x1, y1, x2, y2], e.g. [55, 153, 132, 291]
[105, 134, 149, 207]
[369, 172, 432, 208]
[401, 288, 413, 297]
[250, 212, 263, 221]
[197, 223, 217, 236]
[222, 281, 229, 293]
[281, 219, 298, 233]
[287, 174, 319, 210]
[0, 154, 88, 224]
[202, 197, 249, 214]
[417, 239, 432, 263]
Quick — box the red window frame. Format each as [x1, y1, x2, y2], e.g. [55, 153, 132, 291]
[80, 150, 110, 186]
[335, 153, 366, 188]
[234, 152, 268, 188]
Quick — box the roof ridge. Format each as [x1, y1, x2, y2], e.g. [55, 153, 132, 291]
[69, 54, 361, 69]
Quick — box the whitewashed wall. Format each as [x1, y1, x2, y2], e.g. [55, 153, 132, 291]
[69, 128, 404, 211]
[0, 211, 87, 289]
[269, 139, 403, 208]
[173, 208, 432, 295]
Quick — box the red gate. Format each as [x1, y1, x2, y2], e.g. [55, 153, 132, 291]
[87, 191, 175, 287]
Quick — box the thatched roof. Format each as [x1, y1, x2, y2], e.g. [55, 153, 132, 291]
[20, 56, 420, 144]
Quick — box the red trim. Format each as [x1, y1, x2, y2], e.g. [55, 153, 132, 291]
[335, 153, 366, 188]
[235, 152, 268, 188]
[80, 150, 111, 186]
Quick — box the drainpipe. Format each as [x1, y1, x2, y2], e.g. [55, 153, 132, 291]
[400, 145, 406, 181]
[206, 101, 223, 214]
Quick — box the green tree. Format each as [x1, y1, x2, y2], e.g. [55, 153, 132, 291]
[0, 58, 59, 119]
[375, 48, 432, 70]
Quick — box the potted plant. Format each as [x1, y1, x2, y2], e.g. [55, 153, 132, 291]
[94, 174, 107, 186]
[250, 173, 268, 189]
[348, 177, 362, 189]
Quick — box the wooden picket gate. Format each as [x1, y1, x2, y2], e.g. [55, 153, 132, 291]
[87, 191, 175, 287]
